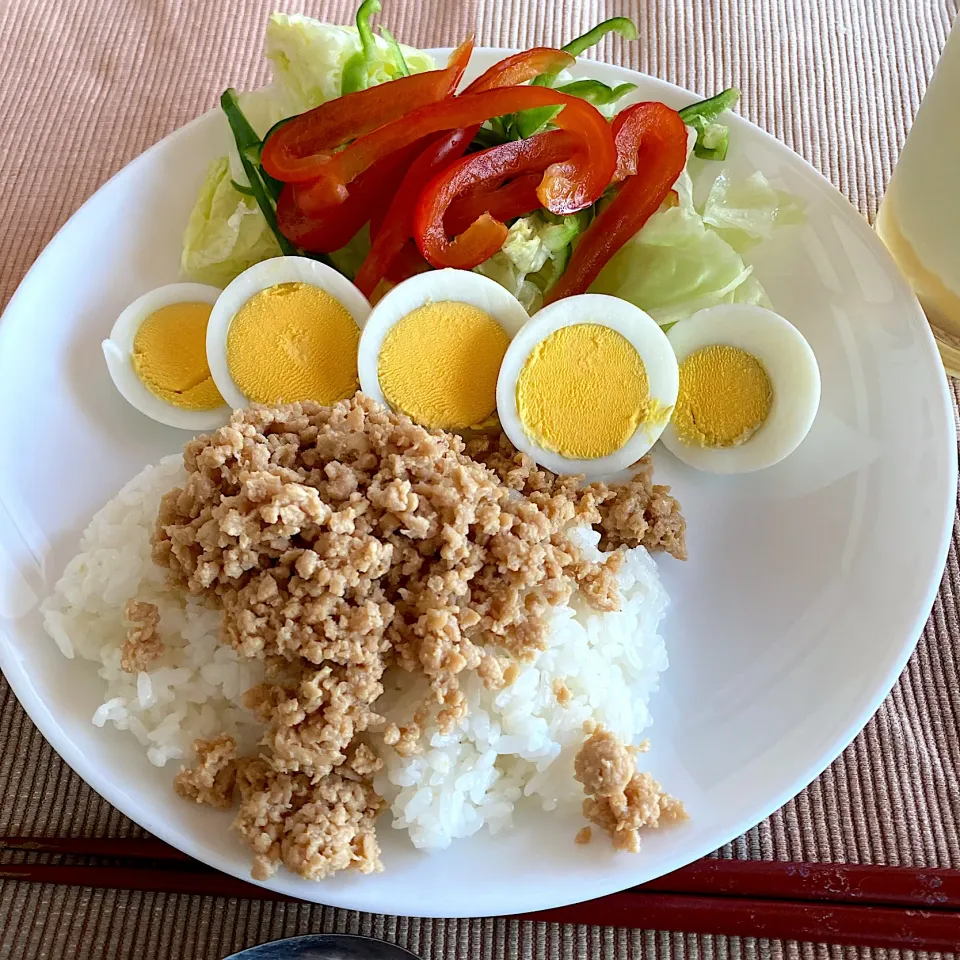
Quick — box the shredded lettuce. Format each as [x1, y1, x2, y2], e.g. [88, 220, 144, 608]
[592, 178, 753, 324]
[182, 12, 433, 286]
[732, 272, 773, 309]
[476, 211, 586, 312]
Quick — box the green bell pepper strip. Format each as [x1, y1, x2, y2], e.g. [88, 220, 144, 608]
[220, 88, 298, 256]
[557, 80, 637, 106]
[533, 17, 638, 87]
[341, 0, 381, 95]
[561, 16, 639, 57]
[380, 25, 409, 76]
[678, 88, 739, 160]
[515, 18, 639, 138]
[678, 87, 740, 124]
[470, 126, 510, 150]
[513, 79, 637, 139]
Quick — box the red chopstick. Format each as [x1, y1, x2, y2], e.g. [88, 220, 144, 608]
[5, 837, 958, 910]
[645, 858, 960, 909]
[3, 836, 960, 950]
[0, 835, 190, 862]
[521, 893, 960, 951]
[0, 861, 282, 901]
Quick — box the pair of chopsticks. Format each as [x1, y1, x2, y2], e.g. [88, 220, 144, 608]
[1, 836, 959, 950]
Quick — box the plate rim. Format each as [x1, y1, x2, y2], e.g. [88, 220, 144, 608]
[0, 47, 956, 918]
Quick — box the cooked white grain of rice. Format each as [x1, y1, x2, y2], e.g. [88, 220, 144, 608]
[41, 456, 264, 767]
[43, 460, 670, 848]
[374, 526, 669, 849]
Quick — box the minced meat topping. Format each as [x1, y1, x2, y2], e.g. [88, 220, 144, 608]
[161, 395, 685, 879]
[120, 599, 163, 673]
[574, 724, 686, 853]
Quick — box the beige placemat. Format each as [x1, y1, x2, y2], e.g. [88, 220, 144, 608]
[2, 0, 960, 956]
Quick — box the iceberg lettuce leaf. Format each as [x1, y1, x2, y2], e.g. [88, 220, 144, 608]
[264, 12, 433, 117]
[702, 169, 806, 251]
[183, 12, 433, 285]
[588, 163, 804, 324]
[590, 169, 757, 323]
[181, 157, 282, 286]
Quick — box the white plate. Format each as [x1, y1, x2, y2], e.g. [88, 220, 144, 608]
[0, 50, 955, 919]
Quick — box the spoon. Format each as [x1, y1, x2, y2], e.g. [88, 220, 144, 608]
[224, 934, 422, 960]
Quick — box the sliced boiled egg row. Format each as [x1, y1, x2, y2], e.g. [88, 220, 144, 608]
[496, 294, 680, 477]
[206, 256, 371, 408]
[358, 269, 529, 431]
[660, 304, 821, 473]
[103, 283, 231, 430]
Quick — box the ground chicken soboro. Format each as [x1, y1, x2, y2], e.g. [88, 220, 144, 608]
[158, 395, 685, 880]
[120, 599, 163, 673]
[464, 432, 687, 559]
[174, 733, 237, 811]
[574, 724, 686, 853]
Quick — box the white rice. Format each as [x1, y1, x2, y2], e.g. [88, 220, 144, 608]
[43, 460, 670, 847]
[374, 526, 669, 849]
[41, 456, 264, 767]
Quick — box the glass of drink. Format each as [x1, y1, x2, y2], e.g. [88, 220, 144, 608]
[876, 18, 960, 377]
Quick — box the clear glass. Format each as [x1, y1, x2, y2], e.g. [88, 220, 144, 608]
[876, 17, 960, 377]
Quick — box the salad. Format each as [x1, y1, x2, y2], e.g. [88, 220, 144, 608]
[182, 5, 801, 319]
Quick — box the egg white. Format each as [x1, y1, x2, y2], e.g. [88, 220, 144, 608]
[102, 282, 230, 430]
[206, 256, 372, 409]
[496, 294, 680, 477]
[660, 304, 821, 473]
[357, 268, 529, 413]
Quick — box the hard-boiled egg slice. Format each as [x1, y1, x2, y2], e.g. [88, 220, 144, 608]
[496, 294, 679, 476]
[102, 283, 230, 430]
[660, 303, 821, 473]
[358, 269, 529, 431]
[206, 256, 371, 408]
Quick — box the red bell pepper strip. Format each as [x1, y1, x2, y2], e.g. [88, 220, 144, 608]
[545, 101, 688, 303]
[261, 38, 474, 183]
[297, 86, 616, 213]
[296, 44, 564, 222]
[360, 48, 573, 239]
[370, 44, 574, 237]
[443, 173, 542, 237]
[383, 239, 432, 284]
[276, 140, 425, 252]
[354, 128, 474, 296]
[354, 48, 573, 295]
[463, 48, 574, 93]
[414, 129, 578, 269]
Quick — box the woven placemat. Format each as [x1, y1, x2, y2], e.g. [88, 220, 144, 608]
[1, 1, 959, 956]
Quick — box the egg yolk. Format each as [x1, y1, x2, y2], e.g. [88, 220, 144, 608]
[516, 323, 652, 460]
[227, 282, 360, 404]
[378, 301, 509, 430]
[132, 302, 223, 411]
[673, 344, 773, 447]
